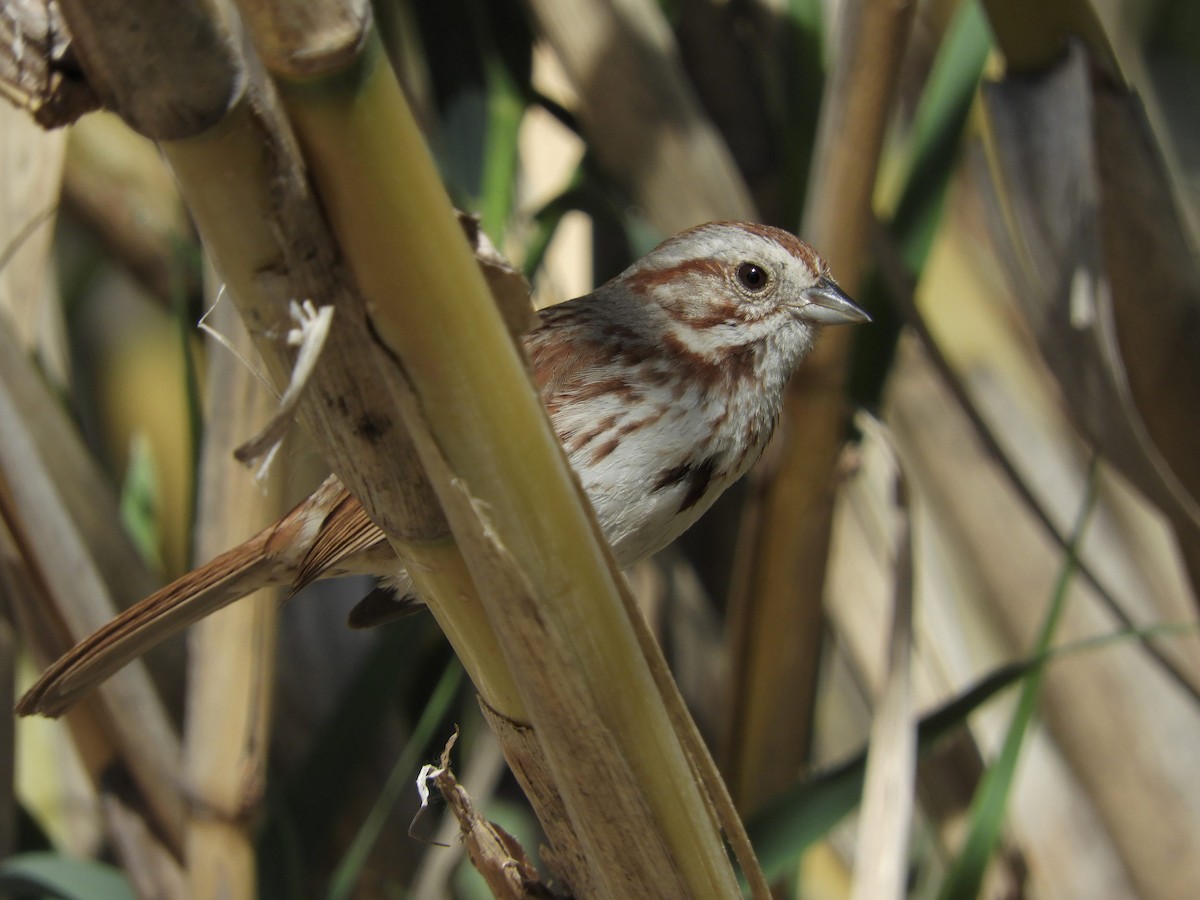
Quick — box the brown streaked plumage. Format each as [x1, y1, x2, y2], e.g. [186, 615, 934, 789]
[17, 221, 867, 719]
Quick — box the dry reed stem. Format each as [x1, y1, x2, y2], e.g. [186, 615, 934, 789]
[849, 417, 916, 900]
[255, 5, 759, 893]
[182, 291, 284, 899]
[0, 334, 186, 872]
[723, 0, 918, 814]
[0, 108, 185, 876]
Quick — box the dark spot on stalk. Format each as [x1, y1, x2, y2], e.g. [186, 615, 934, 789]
[355, 413, 391, 443]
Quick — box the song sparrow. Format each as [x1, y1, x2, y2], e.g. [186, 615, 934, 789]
[18, 221, 867, 717]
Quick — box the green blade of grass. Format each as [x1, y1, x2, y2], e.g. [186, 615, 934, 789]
[169, 240, 203, 560]
[477, 53, 524, 245]
[890, 0, 992, 272]
[936, 463, 1098, 900]
[325, 657, 465, 900]
[464, 0, 530, 245]
[747, 562, 1179, 884]
[778, 0, 826, 227]
[117, 433, 162, 571]
[850, 0, 990, 407]
[0, 852, 136, 900]
[747, 658, 1034, 880]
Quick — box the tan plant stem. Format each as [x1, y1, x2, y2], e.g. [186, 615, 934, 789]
[723, 0, 917, 814]
[0, 612, 13, 861]
[182, 289, 283, 899]
[0, 116, 185, 867]
[257, 15, 746, 896]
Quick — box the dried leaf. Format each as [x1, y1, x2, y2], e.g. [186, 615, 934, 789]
[457, 211, 536, 339]
[850, 415, 916, 900]
[981, 42, 1200, 531]
[0, 0, 100, 127]
[430, 731, 560, 900]
[228, 298, 333, 477]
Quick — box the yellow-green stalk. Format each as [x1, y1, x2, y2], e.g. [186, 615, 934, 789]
[58, 0, 525, 721]
[159, 100, 527, 719]
[255, 15, 745, 900]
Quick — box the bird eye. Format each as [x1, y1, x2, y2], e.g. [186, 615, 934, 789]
[736, 261, 769, 292]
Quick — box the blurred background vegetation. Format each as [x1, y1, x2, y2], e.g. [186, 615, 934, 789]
[2, 0, 1199, 897]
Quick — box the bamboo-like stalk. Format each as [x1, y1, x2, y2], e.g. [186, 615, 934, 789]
[0, 124, 186, 868]
[248, 4, 748, 894]
[0, 612, 12, 861]
[54, 0, 524, 712]
[181, 290, 283, 899]
[156, 63, 527, 719]
[722, 0, 917, 815]
[0, 345, 186, 861]
[62, 114, 194, 304]
[0, 105, 186, 878]
[0, 103, 68, 373]
[849, 419, 916, 900]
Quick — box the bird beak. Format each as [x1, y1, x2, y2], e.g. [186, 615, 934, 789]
[797, 278, 871, 325]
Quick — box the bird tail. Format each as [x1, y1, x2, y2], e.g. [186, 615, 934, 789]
[16, 530, 287, 718]
[18, 475, 391, 719]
